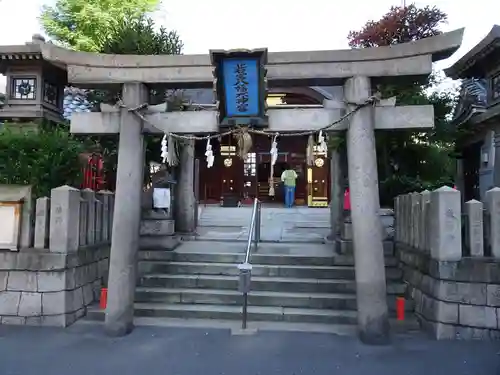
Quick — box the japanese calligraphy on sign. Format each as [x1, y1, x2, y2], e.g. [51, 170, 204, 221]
[234, 63, 249, 112]
[222, 58, 258, 117]
[210, 49, 268, 128]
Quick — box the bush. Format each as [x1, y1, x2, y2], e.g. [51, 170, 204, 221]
[0, 125, 86, 197]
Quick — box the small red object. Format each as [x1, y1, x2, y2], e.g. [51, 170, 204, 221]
[100, 288, 108, 310]
[343, 189, 351, 211]
[396, 296, 405, 321]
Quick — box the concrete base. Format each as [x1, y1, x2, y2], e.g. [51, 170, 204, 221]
[358, 316, 391, 345]
[104, 321, 135, 337]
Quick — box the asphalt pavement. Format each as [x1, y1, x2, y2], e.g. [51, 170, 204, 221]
[0, 323, 499, 375]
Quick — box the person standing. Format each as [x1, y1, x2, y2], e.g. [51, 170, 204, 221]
[281, 164, 298, 208]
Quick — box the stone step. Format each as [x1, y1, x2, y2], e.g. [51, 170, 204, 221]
[138, 250, 399, 267]
[134, 287, 414, 311]
[88, 302, 359, 325]
[140, 218, 175, 236]
[82, 314, 421, 335]
[139, 274, 407, 294]
[337, 239, 394, 256]
[138, 261, 403, 280]
[139, 236, 181, 250]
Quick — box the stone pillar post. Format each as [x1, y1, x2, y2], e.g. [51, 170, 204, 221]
[485, 187, 500, 259]
[429, 186, 462, 261]
[344, 76, 389, 345]
[81, 189, 96, 246]
[34, 197, 50, 249]
[420, 190, 431, 253]
[464, 199, 484, 257]
[99, 190, 113, 242]
[176, 138, 196, 233]
[105, 83, 147, 337]
[49, 185, 81, 253]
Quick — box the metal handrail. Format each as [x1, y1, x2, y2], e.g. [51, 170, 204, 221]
[238, 197, 261, 330]
[244, 198, 260, 263]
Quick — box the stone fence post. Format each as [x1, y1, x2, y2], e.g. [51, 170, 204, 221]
[421, 190, 431, 253]
[403, 194, 410, 246]
[410, 192, 419, 249]
[34, 197, 50, 249]
[81, 189, 96, 246]
[464, 199, 484, 257]
[429, 186, 462, 261]
[99, 190, 114, 243]
[95, 192, 103, 243]
[399, 194, 406, 245]
[485, 187, 500, 259]
[49, 186, 81, 253]
[394, 196, 401, 243]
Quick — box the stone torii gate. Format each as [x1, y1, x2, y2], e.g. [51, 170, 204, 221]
[13, 29, 463, 343]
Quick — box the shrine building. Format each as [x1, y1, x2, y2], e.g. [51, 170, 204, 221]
[192, 87, 336, 207]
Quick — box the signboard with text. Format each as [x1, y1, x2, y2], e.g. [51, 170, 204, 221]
[210, 49, 268, 128]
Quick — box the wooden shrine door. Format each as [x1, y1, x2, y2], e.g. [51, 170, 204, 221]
[307, 148, 329, 207]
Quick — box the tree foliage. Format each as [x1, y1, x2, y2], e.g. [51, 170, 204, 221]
[347, 5, 456, 206]
[348, 5, 448, 48]
[0, 126, 87, 197]
[39, 2, 184, 189]
[101, 16, 183, 55]
[39, 0, 160, 52]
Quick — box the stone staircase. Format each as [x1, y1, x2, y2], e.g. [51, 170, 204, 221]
[86, 239, 416, 331]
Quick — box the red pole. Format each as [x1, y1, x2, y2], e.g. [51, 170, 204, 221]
[396, 296, 405, 321]
[99, 288, 108, 310]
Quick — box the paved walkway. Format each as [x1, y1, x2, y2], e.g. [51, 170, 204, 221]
[196, 205, 331, 242]
[0, 324, 498, 375]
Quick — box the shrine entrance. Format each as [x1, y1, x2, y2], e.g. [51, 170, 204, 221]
[196, 133, 330, 207]
[196, 89, 331, 207]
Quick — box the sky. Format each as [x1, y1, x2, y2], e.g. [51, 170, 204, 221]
[0, 0, 499, 93]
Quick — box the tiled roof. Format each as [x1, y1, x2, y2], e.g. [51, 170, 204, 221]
[452, 78, 487, 126]
[63, 87, 91, 120]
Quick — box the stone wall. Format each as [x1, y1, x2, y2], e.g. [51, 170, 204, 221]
[0, 246, 108, 326]
[395, 186, 500, 339]
[0, 185, 114, 326]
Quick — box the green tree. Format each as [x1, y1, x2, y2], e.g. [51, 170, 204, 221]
[39, 0, 160, 52]
[347, 4, 457, 206]
[41, 5, 184, 188]
[0, 126, 87, 197]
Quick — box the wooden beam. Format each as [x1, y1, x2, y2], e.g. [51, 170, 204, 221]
[70, 106, 434, 135]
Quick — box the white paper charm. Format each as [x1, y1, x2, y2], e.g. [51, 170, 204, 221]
[161, 134, 168, 164]
[270, 134, 278, 166]
[205, 138, 214, 168]
[317, 130, 327, 153]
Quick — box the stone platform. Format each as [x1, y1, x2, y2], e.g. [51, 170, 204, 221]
[194, 205, 330, 243]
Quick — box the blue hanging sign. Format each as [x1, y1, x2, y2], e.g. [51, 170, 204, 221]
[210, 49, 268, 128]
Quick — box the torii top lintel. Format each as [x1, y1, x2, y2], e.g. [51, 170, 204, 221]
[0, 29, 464, 89]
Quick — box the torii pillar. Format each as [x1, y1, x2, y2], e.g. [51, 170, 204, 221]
[104, 83, 148, 336]
[344, 76, 389, 344]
